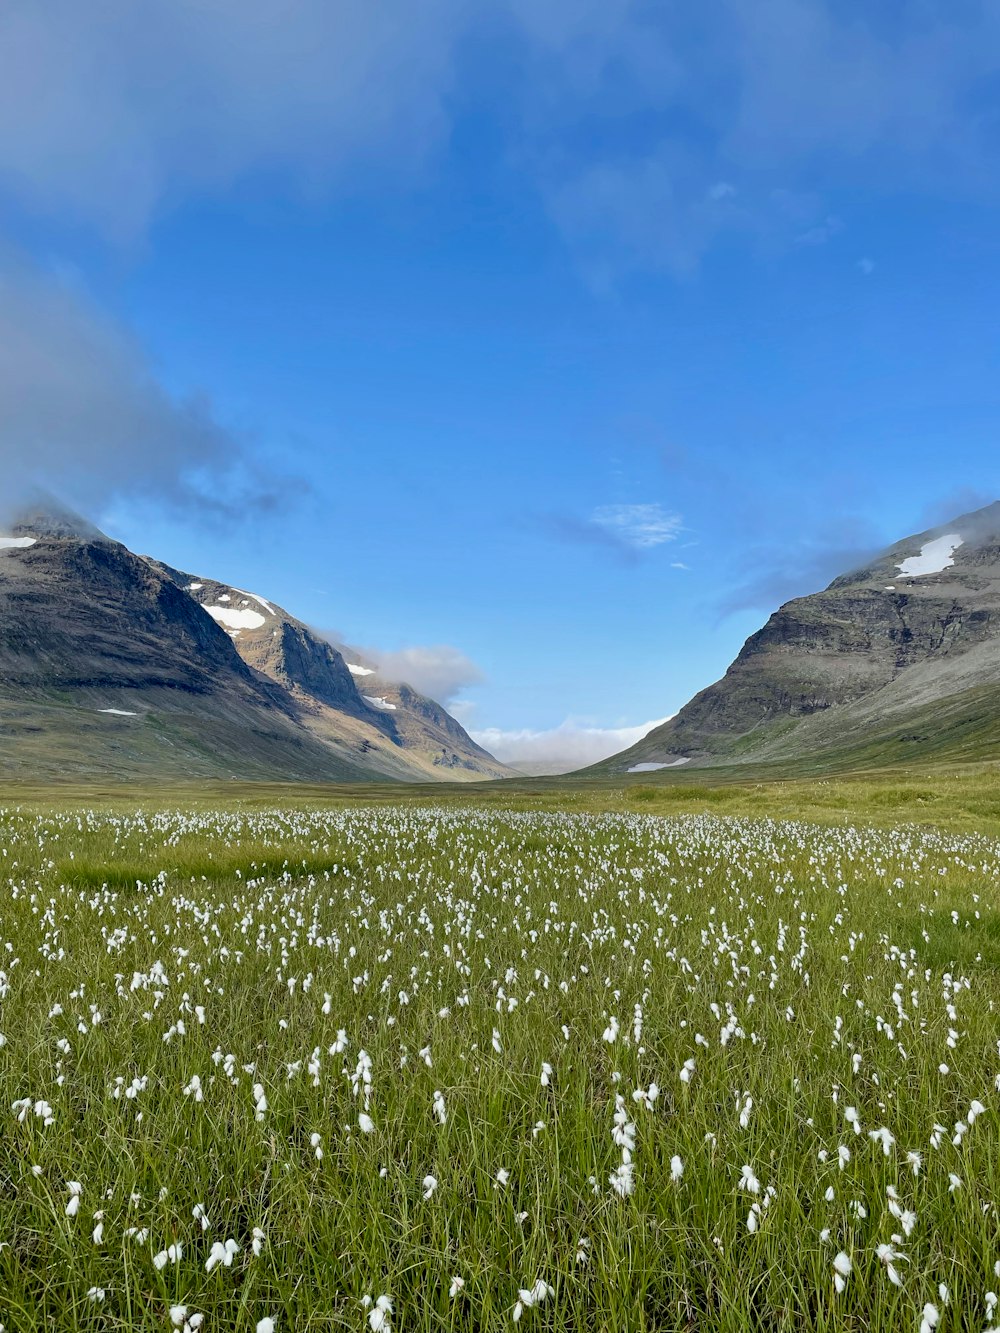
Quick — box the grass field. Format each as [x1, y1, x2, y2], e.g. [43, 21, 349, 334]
[3, 773, 1000, 1329]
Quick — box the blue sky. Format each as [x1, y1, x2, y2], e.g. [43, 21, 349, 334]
[2, 1, 1000, 768]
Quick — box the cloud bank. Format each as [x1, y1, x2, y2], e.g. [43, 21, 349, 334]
[0, 251, 291, 517]
[360, 644, 485, 705]
[471, 714, 672, 775]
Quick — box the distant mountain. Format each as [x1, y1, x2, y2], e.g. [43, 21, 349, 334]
[0, 505, 510, 783]
[599, 500, 1000, 775]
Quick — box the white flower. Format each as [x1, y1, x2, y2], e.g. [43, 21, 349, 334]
[65, 1181, 82, 1218]
[422, 1175, 438, 1200]
[153, 1243, 183, 1270]
[833, 1251, 851, 1294]
[86, 1288, 105, 1302]
[920, 1302, 940, 1333]
[739, 1165, 761, 1195]
[252, 1226, 265, 1256]
[609, 1162, 635, 1198]
[670, 1155, 684, 1181]
[368, 1295, 393, 1332]
[449, 1276, 465, 1298]
[358, 1113, 375, 1135]
[868, 1126, 895, 1156]
[256, 1320, 275, 1333]
[432, 1090, 447, 1126]
[206, 1237, 240, 1272]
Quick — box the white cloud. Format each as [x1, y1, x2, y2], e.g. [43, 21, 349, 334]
[341, 642, 484, 705]
[591, 503, 682, 550]
[0, 0, 466, 238]
[471, 715, 672, 775]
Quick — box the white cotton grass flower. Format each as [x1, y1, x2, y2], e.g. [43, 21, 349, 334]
[256, 1320, 275, 1333]
[832, 1251, 852, 1294]
[358, 1113, 375, 1135]
[512, 1279, 554, 1322]
[670, 1155, 684, 1182]
[432, 1090, 447, 1125]
[205, 1237, 240, 1272]
[540, 1062, 552, 1087]
[868, 1125, 895, 1156]
[422, 1174, 438, 1200]
[609, 1161, 635, 1198]
[65, 1181, 82, 1217]
[844, 1106, 861, 1135]
[875, 1242, 906, 1287]
[449, 1276, 465, 1298]
[192, 1202, 209, 1230]
[920, 1303, 940, 1333]
[153, 1243, 183, 1270]
[739, 1165, 761, 1195]
[367, 1294, 393, 1331]
[252, 1226, 266, 1256]
[86, 1288, 105, 1302]
[495, 1168, 510, 1189]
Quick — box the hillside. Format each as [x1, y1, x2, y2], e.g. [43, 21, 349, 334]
[0, 506, 509, 783]
[600, 500, 1000, 775]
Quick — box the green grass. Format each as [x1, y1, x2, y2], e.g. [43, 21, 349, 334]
[1, 789, 1000, 1329]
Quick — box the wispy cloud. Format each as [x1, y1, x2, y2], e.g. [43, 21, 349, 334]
[471, 714, 672, 775]
[542, 502, 685, 560]
[591, 503, 683, 549]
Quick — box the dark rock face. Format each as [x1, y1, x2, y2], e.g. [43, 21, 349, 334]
[607, 500, 1000, 771]
[0, 536, 255, 693]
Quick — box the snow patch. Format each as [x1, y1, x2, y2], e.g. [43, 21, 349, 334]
[185, 582, 203, 591]
[217, 593, 231, 602]
[627, 759, 690, 773]
[98, 708, 137, 716]
[204, 605, 266, 630]
[348, 663, 375, 677]
[363, 694, 397, 711]
[234, 589, 275, 616]
[0, 536, 36, 549]
[896, 533, 963, 577]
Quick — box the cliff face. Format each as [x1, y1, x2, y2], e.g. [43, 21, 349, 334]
[604, 501, 1000, 773]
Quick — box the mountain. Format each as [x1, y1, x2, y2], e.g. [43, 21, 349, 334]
[0, 505, 510, 783]
[601, 500, 1000, 775]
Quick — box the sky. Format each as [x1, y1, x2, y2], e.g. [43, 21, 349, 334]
[3, 1, 1000, 771]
